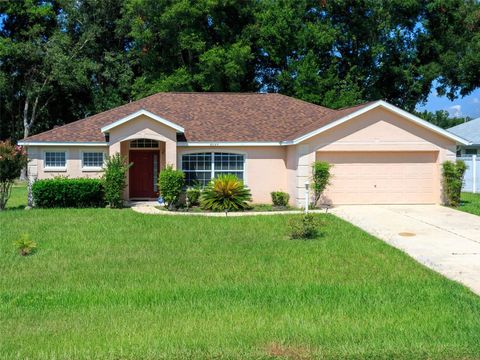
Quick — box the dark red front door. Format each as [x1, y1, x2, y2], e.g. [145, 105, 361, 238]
[129, 150, 159, 198]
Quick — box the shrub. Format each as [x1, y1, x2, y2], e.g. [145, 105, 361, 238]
[442, 160, 467, 207]
[312, 161, 332, 207]
[200, 174, 252, 212]
[186, 186, 201, 206]
[158, 165, 185, 209]
[271, 191, 290, 207]
[14, 234, 37, 256]
[288, 214, 322, 239]
[102, 154, 132, 208]
[32, 178, 104, 208]
[0, 140, 28, 210]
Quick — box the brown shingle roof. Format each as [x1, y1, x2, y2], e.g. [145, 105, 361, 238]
[22, 93, 372, 143]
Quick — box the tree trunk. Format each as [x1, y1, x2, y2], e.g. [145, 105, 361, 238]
[20, 98, 35, 181]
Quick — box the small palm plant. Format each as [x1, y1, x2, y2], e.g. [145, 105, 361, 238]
[14, 234, 37, 256]
[200, 174, 252, 213]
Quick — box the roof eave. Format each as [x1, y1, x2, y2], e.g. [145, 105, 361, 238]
[18, 141, 109, 146]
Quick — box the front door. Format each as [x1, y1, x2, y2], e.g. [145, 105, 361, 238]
[129, 150, 159, 198]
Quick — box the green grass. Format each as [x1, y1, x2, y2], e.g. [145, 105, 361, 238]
[1, 187, 480, 359]
[460, 192, 480, 216]
[5, 182, 28, 209]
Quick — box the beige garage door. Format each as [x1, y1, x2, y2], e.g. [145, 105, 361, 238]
[316, 151, 438, 204]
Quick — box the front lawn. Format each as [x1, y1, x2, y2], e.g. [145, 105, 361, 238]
[1, 187, 480, 359]
[460, 192, 480, 216]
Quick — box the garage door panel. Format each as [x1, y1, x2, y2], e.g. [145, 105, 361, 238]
[316, 151, 438, 204]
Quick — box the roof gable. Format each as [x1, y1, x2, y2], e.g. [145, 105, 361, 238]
[288, 100, 470, 145]
[100, 109, 185, 133]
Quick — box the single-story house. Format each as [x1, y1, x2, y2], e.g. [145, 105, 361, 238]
[448, 117, 480, 157]
[19, 93, 469, 206]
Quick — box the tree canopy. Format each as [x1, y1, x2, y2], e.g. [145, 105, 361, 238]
[1, 0, 479, 140]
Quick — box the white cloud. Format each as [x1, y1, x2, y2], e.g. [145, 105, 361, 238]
[448, 105, 462, 118]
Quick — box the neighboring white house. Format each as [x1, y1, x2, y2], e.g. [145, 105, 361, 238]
[448, 117, 480, 157]
[448, 118, 480, 193]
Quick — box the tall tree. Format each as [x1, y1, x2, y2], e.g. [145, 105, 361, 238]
[1, 0, 480, 142]
[255, 0, 480, 110]
[126, 0, 258, 97]
[63, 0, 134, 113]
[0, 1, 94, 140]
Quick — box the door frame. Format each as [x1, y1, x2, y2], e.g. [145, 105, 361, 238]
[128, 149, 161, 199]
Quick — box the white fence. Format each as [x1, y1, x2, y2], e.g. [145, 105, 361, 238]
[459, 155, 480, 193]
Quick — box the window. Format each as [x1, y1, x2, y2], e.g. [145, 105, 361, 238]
[130, 139, 159, 148]
[45, 152, 66, 168]
[182, 152, 245, 186]
[82, 152, 104, 168]
[465, 148, 478, 156]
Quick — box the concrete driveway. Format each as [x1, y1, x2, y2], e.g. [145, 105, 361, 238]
[330, 205, 480, 295]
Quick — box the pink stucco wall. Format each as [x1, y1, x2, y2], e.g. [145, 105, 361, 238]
[26, 146, 107, 179]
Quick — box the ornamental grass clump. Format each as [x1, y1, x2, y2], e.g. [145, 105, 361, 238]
[200, 174, 252, 213]
[442, 160, 467, 207]
[0, 140, 28, 210]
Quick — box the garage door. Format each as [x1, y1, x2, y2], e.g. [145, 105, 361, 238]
[316, 151, 438, 204]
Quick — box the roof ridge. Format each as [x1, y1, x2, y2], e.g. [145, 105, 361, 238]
[336, 100, 377, 111]
[273, 93, 335, 112]
[156, 91, 265, 95]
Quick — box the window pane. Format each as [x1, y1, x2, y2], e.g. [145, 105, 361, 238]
[182, 153, 213, 187]
[214, 153, 244, 174]
[130, 139, 159, 148]
[184, 171, 211, 187]
[83, 152, 104, 167]
[45, 152, 66, 167]
[182, 152, 244, 186]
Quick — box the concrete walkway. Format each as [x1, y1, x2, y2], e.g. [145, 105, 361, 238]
[130, 203, 326, 217]
[330, 205, 480, 295]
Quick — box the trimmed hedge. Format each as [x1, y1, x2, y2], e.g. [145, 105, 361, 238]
[271, 191, 290, 207]
[32, 178, 105, 208]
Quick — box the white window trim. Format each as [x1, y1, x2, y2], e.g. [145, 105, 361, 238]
[43, 150, 68, 172]
[129, 139, 160, 149]
[81, 151, 106, 172]
[179, 150, 248, 186]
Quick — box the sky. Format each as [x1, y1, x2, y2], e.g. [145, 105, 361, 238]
[416, 88, 480, 120]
